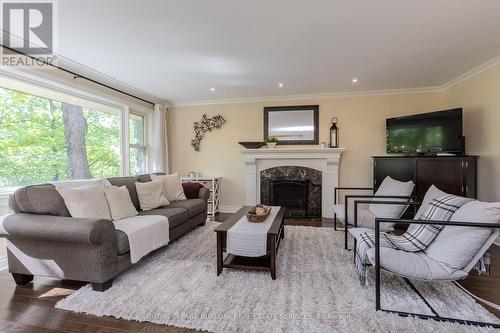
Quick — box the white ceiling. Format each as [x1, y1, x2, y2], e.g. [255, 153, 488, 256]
[56, 0, 500, 105]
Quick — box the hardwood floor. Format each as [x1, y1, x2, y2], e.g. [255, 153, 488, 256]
[0, 272, 204, 333]
[0, 212, 497, 332]
[458, 244, 500, 317]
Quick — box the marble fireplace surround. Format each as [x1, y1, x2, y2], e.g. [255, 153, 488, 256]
[241, 148, 345, 218]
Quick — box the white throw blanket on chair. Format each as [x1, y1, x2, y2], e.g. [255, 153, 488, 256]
[113, 215, 169, 263]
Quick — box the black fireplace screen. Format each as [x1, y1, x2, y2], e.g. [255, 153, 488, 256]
[260, 166, 321, 219]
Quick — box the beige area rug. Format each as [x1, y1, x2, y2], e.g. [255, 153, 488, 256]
[56, 221, 499, 333]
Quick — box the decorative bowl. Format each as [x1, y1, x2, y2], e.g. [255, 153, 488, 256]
[238, 142, 266, 149]
[246, 204, 272, 223]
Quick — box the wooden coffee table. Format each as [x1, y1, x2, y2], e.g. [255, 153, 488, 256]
[215, 206, 286, 280]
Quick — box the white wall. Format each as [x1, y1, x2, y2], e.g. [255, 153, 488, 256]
[443, 62, 500, 202]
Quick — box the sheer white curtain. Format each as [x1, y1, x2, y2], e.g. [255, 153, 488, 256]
[150, 104, 169, 173]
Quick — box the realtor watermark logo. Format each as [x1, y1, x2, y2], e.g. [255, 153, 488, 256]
[1, 0, 57, 68]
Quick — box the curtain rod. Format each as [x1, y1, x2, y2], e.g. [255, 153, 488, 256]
[0, 45, 156, 107]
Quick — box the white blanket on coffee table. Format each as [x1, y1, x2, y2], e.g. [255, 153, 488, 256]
[113, 215, 169, 263]
[227, 206, 280, 257]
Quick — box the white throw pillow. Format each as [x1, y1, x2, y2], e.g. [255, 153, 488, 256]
[55, 183, 111, 220]
[135, 180, 169, 211]
[104, 186, 138, 221]
[425, 200, 500, 272]
[414, 185, 449, 219]
[368, 176, 414, 218]
[150, 173, 187, 202]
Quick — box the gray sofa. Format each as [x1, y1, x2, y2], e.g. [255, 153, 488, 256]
[1, 173, 209, 291]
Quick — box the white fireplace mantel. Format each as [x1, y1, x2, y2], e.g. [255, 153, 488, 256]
[240, 147, 345, 218]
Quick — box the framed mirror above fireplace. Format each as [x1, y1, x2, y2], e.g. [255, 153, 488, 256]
[263, 105, 319, 145]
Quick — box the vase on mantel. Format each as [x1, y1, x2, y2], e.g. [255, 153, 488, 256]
[267, 142, 277, 149]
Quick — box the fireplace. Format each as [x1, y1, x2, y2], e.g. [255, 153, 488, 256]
[260, 166, 321, 219]
[241, 147, 344, 218]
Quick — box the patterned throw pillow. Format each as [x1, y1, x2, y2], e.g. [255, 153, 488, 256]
[393, 195, 473, 252]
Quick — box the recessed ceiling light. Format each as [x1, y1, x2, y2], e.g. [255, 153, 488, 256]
[210, 87, 216, 92]
[351, 78, 358, 84]
[278, 82, 284, 88]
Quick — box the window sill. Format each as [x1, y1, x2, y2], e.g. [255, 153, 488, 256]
[0, 189, 14, 212]
[0, 188, 17, 196]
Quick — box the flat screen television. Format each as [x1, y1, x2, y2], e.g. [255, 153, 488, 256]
[386, 109, 463, 154]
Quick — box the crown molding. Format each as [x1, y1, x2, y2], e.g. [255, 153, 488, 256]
[439, 54, 500, 90]
[172, 86, 442, 107]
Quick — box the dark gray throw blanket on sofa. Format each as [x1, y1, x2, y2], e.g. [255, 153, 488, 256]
[355, 195, 473, 285]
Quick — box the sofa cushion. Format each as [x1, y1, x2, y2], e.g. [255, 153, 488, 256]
[137, 172, 165, 183]
[139, 207, 189, 229]
[350, 228, 467, 280]
[116, 230, 130, 254]
[9, 184, 71, 216]
[165, 199, 206, 218]
[425, 200, 500, 272]
[368, 176, 414, 219]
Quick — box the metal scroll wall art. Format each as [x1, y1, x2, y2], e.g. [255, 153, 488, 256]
[191, 114, 227, 151]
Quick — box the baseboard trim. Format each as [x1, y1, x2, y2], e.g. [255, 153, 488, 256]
[0, 256, 7, 271]
[219, 206, 241, 213]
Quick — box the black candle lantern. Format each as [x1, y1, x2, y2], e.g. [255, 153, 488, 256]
[330, 117, 339, 148]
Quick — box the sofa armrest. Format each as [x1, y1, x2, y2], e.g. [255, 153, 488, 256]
[2, 213, 115, 245]
[198, 187, 210, 202]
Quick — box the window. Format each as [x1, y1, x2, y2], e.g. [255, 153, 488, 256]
[129, 113, 147, 175]
[0, 76, 150, 189]
[0, 86, 122, 187]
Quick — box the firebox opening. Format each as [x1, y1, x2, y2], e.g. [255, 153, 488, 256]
[260, 166, 321, 219]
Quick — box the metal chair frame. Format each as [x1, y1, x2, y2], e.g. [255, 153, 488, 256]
[333, 187, 413, 249]
[372, 217, 500, 328]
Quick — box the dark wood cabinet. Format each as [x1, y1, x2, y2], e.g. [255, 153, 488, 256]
[373, 156, 477, 201]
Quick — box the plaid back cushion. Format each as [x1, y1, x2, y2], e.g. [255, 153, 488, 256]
[394, 195, 473, 252]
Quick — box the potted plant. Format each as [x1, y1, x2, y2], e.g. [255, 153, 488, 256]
[266, 136, 278, 149]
